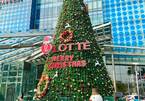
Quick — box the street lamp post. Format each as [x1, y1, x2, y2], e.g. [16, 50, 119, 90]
[111, 53, 117, 101]
[133, 63, 140, 100]
[127, 78, 130, 95]
[112, 53, 116, 92]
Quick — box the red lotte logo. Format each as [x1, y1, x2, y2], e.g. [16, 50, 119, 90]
[41, 36, 53, 54]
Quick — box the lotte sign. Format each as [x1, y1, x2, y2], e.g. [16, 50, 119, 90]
[41, 31, 91, 69]
[41, 36, 90, 54]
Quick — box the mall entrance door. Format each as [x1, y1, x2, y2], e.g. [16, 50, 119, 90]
[5, 84, 15, 101]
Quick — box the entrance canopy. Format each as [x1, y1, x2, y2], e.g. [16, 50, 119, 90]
[0, 30, 53, 64]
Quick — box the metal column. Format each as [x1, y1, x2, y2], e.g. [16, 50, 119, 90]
[112, 53, 117, 92]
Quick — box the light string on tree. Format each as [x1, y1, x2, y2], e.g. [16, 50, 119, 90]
[33, 71, 58, 100]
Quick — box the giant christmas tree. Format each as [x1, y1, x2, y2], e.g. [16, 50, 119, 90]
[34, 0, 114, 100]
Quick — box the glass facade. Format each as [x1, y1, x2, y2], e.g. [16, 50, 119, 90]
[87, 0, 103, 25]
[103, 0, 145, 47]
[35, 0, 103, 30]
[0, 0, 32, 32]
[0, 62, 24, 101]
[0, 0, 103, 32]
[0, 62, 36, 100]
[35, 0, 63, 30]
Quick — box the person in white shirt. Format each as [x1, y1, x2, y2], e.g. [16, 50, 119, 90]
[89, 87, 103, 101]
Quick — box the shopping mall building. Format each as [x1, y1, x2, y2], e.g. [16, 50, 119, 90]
[0, 0, 145, 100]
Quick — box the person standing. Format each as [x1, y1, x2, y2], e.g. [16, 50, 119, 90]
[89, 88, 103, 101]
[17, 93, 24, 101]
[17, 96, 23, 101]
